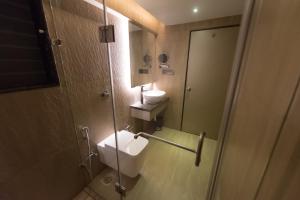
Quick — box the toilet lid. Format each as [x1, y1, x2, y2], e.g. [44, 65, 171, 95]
[104, 130, 148, 156]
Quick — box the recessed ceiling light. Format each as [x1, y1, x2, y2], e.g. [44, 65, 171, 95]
[193, 8, 198, 13]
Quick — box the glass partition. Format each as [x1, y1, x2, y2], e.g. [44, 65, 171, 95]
[47, 0, 123, 199]
[47, 0, 249, 200]
[103, 2, 245, 200]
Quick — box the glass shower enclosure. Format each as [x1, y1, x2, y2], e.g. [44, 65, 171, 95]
[47, 0, 124, 198]
[46, 0, 252, 199]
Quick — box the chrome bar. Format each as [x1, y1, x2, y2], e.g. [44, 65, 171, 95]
[195, 132, 206, 166]
[134, 131, 206, 167]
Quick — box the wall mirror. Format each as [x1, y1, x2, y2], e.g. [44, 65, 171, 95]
[129, 21, 156, 87]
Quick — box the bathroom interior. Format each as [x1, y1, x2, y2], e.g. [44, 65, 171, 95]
[1, 0, 300, 200]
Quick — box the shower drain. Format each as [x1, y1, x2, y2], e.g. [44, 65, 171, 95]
[101, 175, 113, 185]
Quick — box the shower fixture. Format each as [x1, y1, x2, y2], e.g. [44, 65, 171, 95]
[79, 126, 98, 181]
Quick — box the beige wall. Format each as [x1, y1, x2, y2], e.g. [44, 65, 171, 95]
[155, 16, 241, 130]
[0, 0, 141, 199]
[0, 88, 84, 200]
[214, 0, 300, 199]
[256, 81, 300, 200]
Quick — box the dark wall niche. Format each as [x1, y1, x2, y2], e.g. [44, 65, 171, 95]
[0, 0, 59, 93]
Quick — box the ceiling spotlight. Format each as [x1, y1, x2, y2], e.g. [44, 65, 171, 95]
[193, 8, 198, 13]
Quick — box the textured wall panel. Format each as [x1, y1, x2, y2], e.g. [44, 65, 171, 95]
[50, 0, 141, 180]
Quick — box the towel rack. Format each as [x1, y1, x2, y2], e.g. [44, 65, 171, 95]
[134, 131, 206, 167]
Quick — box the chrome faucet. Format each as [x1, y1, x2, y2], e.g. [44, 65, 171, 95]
[141, 85, 151, 104]
[141, 86, 144, 104]
[141, 86, 146, 104]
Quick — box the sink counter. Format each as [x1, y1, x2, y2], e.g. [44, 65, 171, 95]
[130, 98, 169, 121]
[130, 98, 169, 111]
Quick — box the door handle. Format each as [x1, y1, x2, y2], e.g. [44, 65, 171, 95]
[186, 87, 192, 92]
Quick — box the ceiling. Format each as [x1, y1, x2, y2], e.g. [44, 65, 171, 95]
[135, 0, 246, 25]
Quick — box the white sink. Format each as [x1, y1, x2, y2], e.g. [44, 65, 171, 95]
[143, 90, 166, 104]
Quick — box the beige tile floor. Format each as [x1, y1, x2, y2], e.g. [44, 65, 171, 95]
[73, 127, 217, 200]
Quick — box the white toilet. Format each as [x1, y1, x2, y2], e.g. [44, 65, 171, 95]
[97, 130, 148, 178]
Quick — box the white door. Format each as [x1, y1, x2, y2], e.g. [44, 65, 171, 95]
[182, 26, 239, 139]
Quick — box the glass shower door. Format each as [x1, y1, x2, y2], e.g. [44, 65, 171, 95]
[103, 3, 244, 200]
[46, 0, 123, 199]
[79, 0, 251, 200]
[101, 3, 217, 200]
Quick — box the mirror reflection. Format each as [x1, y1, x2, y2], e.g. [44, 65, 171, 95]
[129, 22, 156, 87]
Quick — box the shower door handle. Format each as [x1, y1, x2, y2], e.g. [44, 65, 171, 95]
[186, 87, 192, 92]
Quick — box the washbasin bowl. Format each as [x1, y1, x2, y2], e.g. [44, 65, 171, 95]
[143, 90, 166, 104]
